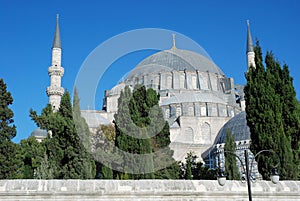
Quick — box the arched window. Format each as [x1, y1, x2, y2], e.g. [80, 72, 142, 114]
[201, 122, 211, 143]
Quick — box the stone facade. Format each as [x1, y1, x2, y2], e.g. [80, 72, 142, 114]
[94, 48, 244, 162]
[0, 180, 299, 201]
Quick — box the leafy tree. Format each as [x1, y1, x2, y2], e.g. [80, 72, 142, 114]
[0, 78, 22, 179]
[19, 136, 45, 178]
[30, 91, 96, 179]
[224, 130, 239, 180]
[181, 152, 216, 180]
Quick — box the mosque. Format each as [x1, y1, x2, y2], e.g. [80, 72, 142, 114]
[31, 16, 259, 177]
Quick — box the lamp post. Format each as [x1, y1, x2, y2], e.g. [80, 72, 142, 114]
[217, 149, 280, 201]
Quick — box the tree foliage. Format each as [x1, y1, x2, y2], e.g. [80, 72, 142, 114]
[244, 41, 299, 180]
[0, 78, 21, 179]
[181, 152, 217, 180]
[73, 88, 92, 151]
[19, 136, 45, 178]
[114, 85, 181, 179]
[30, 91, 96, 179]
[224, 130, 239, 180]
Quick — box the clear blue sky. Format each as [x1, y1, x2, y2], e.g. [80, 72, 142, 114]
[1, 0, 299, 143]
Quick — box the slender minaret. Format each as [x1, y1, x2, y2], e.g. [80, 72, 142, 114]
[46, 14, 64, 111]
[246, 20, 256, 69]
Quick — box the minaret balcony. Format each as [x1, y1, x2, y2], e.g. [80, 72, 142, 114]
[46, 86, 64, 96]
[48, 66, 64, 76]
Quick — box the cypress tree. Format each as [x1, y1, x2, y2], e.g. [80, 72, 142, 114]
[184, 153, 193, 180]
[0, 78, 21, 179]
[245, 41, 298, 180]
[224, 130, 239, 180]
[114, 85, 180, 179]
[281, 65, 300, 157]
[114, 86, 154, 179]
[73, 88, 92, 152]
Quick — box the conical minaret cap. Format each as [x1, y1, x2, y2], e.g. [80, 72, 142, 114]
[52, 14, 61, 49]
[247, 20, 254, 53]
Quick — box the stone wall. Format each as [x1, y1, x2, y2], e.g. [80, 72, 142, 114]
[0, 180, 299, 201]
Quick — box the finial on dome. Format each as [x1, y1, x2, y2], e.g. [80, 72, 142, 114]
[172, 33, 176, 50]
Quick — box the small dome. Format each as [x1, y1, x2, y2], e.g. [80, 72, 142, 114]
[30, 128, 48, 137]
[214, 111, 250, 144]
[126, 48, 224, 80]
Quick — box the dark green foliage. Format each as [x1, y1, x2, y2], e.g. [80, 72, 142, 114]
[19, 136, 45, 178]
[114, 85, 180, 179]
[224, 130, 239, 180]
[0, 78, 22, 179]
[183, 152, 195, 179]
[73, 88, 92, 154]
[30, 91, 96, 179]
[244, 41, 299, 180]
[181, 152, 217, 180]
[153, 161, 182, 179]
[114, 86, 154, 179]
[101, 164, 114, 179]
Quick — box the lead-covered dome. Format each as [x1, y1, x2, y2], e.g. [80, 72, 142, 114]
[214, 111, 250, 144]
[126, 48, 224, 80]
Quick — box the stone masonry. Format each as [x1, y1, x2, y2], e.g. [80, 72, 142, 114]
[0, 180, 299, 201]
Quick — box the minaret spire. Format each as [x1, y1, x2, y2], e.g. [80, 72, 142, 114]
[246, 20, 256, 69]
[246, 20, 254, 53]
[52, 14, 61, 49]
[47, 15, 65, 111]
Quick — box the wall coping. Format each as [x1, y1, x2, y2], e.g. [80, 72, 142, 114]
[0, 180, 299, 200]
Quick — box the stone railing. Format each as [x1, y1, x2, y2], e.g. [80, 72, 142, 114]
[0, 180, 299, 201]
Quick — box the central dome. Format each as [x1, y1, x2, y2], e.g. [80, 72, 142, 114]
[126, 48, 224, 80]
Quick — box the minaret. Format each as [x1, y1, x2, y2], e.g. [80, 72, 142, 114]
[246, 20, 256, 69]
[46, 14, 64, 111]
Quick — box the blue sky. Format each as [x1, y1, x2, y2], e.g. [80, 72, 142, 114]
[1, 0, 299, 143]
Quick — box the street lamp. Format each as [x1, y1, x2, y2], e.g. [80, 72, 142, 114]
[216, 149, 280, 201]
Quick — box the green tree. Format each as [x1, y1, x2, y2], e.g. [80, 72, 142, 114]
[281, 65, 300, 158]
[114, 85, 180, 179]
[114, 86, 154, 179]
[73, 88, 92, 151]
[181, 152, 216, 180]
[30, 91, 96, 179]
[224, 130, 239, 180]
[19, 136, 45, 178]
[183, 152, 196, 180]
[245, 41, 298, 180]
[94, 124, 116, 179]
[0, 78, 22, 179]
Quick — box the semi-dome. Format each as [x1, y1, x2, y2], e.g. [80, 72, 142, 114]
[214, 111, 250, 144]
[126, 48, 224, 80]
